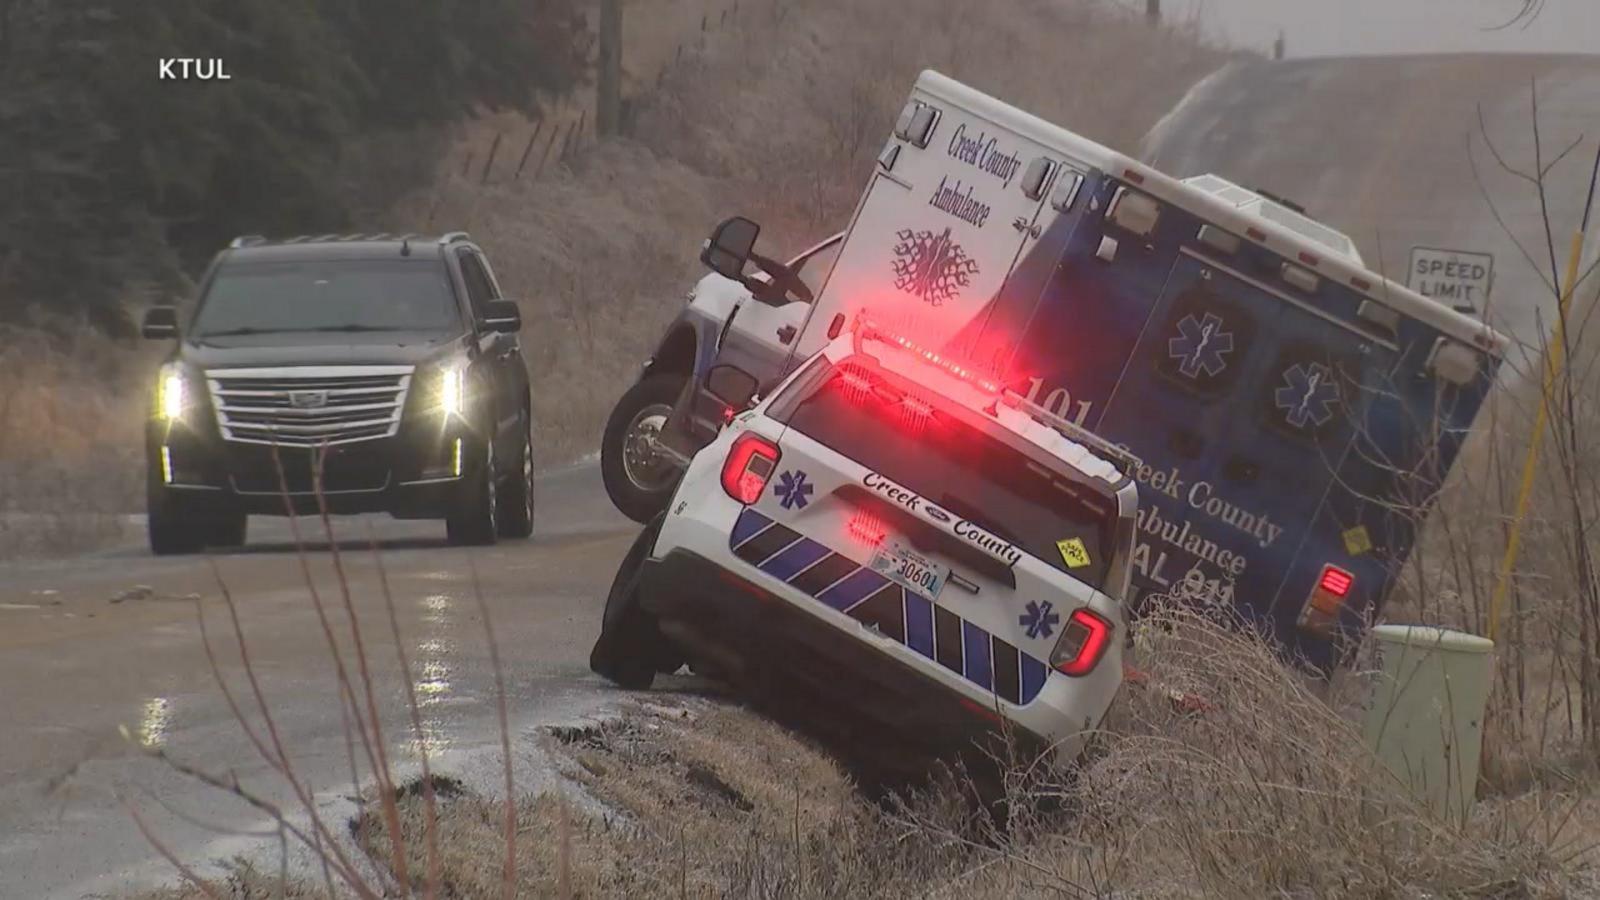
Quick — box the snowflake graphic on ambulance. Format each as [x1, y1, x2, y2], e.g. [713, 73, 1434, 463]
[890, 227, 979, 307]
[1274, 362, 1340, 429]
[1167, 312, 1235, 379]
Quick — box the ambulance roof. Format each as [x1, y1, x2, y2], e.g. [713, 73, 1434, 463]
[913, 70, 1508, 358]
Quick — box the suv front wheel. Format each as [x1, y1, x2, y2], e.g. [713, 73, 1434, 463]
[446, 437, 499, 546]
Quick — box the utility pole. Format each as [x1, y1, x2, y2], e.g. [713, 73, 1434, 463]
[1146, 0, 1161, 24]
[597, 0, 622, 137]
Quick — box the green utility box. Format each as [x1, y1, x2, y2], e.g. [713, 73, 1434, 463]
[1362, 625, 1494, 821]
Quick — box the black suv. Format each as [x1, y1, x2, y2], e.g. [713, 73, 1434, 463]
[140, 232, 534, 554]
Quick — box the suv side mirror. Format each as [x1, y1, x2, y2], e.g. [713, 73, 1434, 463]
[700, 216, 760, 282]
[705, 364, 759, 411]
[142, 306, 179, 340]
[481, 299, 522, 334]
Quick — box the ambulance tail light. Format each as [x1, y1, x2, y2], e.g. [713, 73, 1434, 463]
[1052, 608, 1114, 677]
[1298, 564, 1354, 635]
[847, 510, 887, 547]
[721, 432, 780, 505]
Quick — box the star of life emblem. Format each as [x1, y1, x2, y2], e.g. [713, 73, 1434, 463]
[890, 227, 979, 307]
[1167, 312, 1235, 379]
[1274, 362, 1340, 429]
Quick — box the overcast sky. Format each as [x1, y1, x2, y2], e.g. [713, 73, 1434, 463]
[1158, 0, 1600, 57]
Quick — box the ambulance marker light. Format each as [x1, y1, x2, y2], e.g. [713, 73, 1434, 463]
[1319, 566, 1353, 597]
[720, 432, 780, 505]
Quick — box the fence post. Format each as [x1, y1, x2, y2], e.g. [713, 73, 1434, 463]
[1146, 0, 1161, 24]
[598, 0, 622, 137]
[533, 124, 565, 179]
[514, 120, 544, 179]
[479, 132, 502, 185]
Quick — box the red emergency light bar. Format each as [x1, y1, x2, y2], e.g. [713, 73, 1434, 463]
[854, 319, 1005, 394]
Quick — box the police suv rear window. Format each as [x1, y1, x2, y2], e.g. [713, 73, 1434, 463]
[773, 358, 1118, 588]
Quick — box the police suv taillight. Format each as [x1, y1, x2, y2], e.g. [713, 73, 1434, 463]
[1051, 608, 1114, 677]
[721, 432, 780, 505]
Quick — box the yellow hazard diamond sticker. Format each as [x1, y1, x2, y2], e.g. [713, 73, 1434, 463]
[1342, 525, 1372, 556]
[1057, 537, 1092, 569]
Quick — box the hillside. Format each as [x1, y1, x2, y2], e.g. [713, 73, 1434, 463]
[0, 0, 1230, 556]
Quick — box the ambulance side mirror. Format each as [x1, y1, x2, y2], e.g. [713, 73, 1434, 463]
[701, 216, 761, 282]
[706, 364, 760, 411]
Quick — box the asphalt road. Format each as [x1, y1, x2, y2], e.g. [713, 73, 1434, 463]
[1142, 54, 1600, 350]
[0, 462, 639, 899]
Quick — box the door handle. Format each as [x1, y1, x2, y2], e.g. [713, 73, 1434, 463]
[777, 324, 797, 345]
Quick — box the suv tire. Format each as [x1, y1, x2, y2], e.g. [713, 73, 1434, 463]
[147, 484, 205, 556]
[496, 413, 535, 539]
[208, 507, 248, 549]
[446, 437, 499, 546]
[590, 514, 674, 689]
[601, 373, 687, 525]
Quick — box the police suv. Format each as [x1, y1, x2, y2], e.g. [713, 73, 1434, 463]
[590, 313, 1139, 763]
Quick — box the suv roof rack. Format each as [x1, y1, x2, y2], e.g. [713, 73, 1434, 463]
[437, 231, 471, 246]
[229, 235, 268, 248]
[1000, 391, 1143, 478]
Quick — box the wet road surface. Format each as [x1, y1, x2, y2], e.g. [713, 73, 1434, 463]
[0, 462, 638, 898]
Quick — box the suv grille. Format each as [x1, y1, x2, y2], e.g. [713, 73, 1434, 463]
[206, 366, 413, 447]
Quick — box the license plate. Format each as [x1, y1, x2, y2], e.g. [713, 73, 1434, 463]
[869, 541, 948, 602]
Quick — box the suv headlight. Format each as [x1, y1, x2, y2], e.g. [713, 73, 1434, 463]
[156, 363, 188, 421]
[436, 362, 466, 418]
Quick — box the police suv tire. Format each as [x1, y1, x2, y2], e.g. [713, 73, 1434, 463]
[447, 438, 499, 546]
[601, 374, 687, 525]
[590, 515, 671, 689]
[496, 413, 535, 540]
[147, 486, 204, 556]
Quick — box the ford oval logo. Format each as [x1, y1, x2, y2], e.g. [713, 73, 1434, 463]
[289, 390, 329, 409]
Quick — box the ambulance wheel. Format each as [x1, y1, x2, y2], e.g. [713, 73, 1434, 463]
[601, 374, 686, 524]
[590, 515, 671, 689]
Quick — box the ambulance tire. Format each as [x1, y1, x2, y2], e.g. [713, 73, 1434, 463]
[601, 374, 686, 525]
[590, 515, 673, 689]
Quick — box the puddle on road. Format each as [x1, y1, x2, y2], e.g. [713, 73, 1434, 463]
[138, 697, 173, 748]
[404, 594, 460, 759]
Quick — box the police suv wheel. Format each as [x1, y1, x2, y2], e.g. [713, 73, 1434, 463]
[590, 515, 672, 689]
[496, 414, 535, 539]
[601, 374, 686, 524]
[446, 438, 498, 546]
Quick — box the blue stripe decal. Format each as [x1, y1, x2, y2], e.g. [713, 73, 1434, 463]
[1020, 655, 1049, 704]
[905, 594, 935, 659]
[962, 622, 993, 691]
[728, 509, 1057, 706]
[730, 509, 773, 548]
[816, 568, 889, 612]
[761, 539, 832, 582]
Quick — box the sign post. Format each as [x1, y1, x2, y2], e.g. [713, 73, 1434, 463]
[1407, 246, 1494, 314]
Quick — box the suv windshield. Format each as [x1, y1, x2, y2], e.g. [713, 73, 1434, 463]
[192, 259, 460, 336]
[772, 356, 1121, 589]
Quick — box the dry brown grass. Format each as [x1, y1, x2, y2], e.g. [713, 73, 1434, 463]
[341, 617, 1598, 899]
[0, 324, 150, 558]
